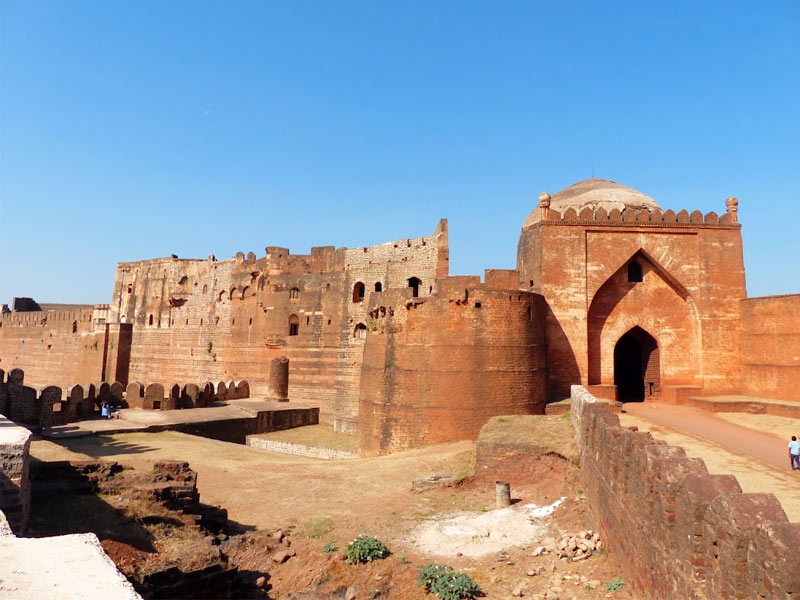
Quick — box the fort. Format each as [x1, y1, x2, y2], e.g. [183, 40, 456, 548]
[3, 179, 796, 449]
[2, 178, 799, 598]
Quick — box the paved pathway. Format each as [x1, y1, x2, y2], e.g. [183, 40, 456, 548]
[624, 402, 796, 472]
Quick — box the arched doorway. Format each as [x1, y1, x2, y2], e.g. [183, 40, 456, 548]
[613, 326, 660, 402]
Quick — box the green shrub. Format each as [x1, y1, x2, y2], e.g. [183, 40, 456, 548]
[606, 575, 624, 592]
[345, 535, 390, 564]
[323, 540, 337, 553]
[417, 564, 482, 600]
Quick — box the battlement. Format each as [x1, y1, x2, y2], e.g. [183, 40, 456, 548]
[524, 198, 740, 230]
[0, 305, 107, 332]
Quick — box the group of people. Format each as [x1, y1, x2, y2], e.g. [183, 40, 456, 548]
[790, 436, 800, 471]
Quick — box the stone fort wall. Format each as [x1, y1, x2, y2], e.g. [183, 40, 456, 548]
[739, 294, 800, 402]
[358, 272, 547, 456]
[0, 222, 448, 430]
[572, 386, 800, 598]
[0, 307, 107, 388]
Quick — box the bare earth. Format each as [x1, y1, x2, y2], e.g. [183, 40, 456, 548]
[31, 424, 633, 599]
[620, 403, 800, 522]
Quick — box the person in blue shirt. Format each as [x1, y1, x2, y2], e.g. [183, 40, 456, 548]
[101, 400, 111, 419]
[790, 436, 800, 471]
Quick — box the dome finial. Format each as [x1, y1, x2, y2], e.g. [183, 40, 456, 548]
[725, 196, 738, 223]
[538, 192, 551, 220]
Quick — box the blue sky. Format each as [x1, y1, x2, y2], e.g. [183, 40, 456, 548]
[1, 1, 798, 303]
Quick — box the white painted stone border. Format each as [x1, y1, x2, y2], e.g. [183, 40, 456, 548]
[246, 437, 357, 460]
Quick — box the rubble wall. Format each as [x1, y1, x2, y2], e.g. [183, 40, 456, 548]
[571, 385, 800, 599]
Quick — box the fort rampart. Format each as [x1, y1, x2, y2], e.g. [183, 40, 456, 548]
[0, 222, 449, 433]
[739, 294, 800, 402]
[358, 273, 547, 456]
[571, 385, 800, 598]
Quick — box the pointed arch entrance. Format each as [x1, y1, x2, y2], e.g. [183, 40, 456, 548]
[613, 326, 660, 402]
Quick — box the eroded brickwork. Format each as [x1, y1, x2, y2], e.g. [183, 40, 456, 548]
[358, 274, 547, 456]
[1, 222, 448, 430]
[572, 386, 800, 598]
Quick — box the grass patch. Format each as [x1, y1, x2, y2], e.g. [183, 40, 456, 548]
[478, 414, 578, 462]
[606, 575, 624, 592]
[299, 516, 335, 539]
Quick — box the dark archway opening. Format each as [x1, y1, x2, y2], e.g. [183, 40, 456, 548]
[614, 327, 659, 402]
[353, 282, 365, 303]
[408, 277, 421, 298]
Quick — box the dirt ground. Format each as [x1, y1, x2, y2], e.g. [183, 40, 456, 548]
[30, 422, 633, 599]
[620, 405, 800, 522]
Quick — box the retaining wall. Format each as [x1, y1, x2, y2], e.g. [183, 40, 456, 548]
[246, 437, 356, 459]
[571, 385, 800, 599]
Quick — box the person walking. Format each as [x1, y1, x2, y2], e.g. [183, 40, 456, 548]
[790, 436, 800, 471]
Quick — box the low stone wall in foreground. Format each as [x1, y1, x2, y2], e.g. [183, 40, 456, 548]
[571, 385, 800, 599]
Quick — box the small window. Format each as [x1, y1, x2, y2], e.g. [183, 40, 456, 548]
[475, 302, 482, 309]
[72, 320, 77, 333]
[374, 282, 382, 292]
[628, 260, 643, 283]
[306, 316, 310, 325]
[327, 319, 331, 325]
[248, 318, 252, 326]
[408, 277, 421, 298]
[149, 314, 154, 325]
[289, 314, 299, 336]
[353, 282, 365, 303]
[127, 284, 132, 294]
[289, 288, 299, 300]
[354, 323, 367, 339]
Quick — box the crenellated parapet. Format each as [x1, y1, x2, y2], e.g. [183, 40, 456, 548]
[526, 195, 740, 229]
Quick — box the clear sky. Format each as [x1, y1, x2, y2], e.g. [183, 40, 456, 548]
[1, 1, 798, 304]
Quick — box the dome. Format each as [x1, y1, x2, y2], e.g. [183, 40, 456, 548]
[523, 179, 662, 228]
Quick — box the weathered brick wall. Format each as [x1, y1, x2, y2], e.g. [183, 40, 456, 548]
[740, 294, 800, 401]
[0, 307, 108, 388]
[571, 385, 800, 599]
[0, 223, 448, 430]
[518, 205, 746, 399]
[0, 413, 31, 534]
[358, 279, 548, 456]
